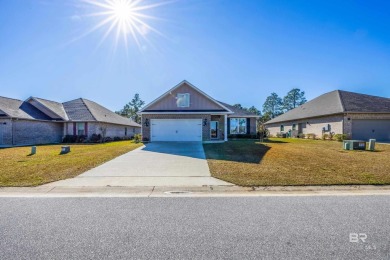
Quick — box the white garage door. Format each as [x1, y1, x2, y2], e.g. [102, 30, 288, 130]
[352, 119, 390, 142]
[151, 119, 202, 142]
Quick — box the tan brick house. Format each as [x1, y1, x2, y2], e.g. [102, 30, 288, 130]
[265, 90, 390, 142]
[138, 80, 259, 142]
[0, 96, 140, 147]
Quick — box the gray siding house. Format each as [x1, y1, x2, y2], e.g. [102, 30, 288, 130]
[139, 80, 259, 142]
[265, 90, 390, 141]
[0, 96, 141, 147]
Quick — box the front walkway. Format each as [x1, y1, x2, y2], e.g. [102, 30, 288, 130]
[44, 142, 232, 187]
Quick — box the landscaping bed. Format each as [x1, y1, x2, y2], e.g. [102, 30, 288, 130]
[0, 141, 142, 187]
[203, 138, 390, 186]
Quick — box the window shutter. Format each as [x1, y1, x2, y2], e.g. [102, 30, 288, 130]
[247, 118, 250, 134]
[227, 118, 230, 134]
[73, 123, 76, 135]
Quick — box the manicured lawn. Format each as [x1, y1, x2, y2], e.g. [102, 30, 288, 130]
[0, 141, 142, 187]
[203, 138, 390, 186]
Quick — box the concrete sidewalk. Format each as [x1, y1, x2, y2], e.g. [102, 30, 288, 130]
[44, 142, 232, 187]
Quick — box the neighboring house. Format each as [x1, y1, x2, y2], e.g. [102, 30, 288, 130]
[265, 90, 390, 141]
[0, 96, 141, 146]
[138, 80, 259, 142]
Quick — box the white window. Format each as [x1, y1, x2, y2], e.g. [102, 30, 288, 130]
[177, 93, 190, 107]
[230, 118, 247, 134]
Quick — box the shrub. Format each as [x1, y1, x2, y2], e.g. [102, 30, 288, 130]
[307, 133, 316, 140]
[329, 132, 335, 140]
[100, 137, 112, 143]
[297, 133, 305, 139]
[134, 134, 142, 143]
[90, 134, 102, 143]
[334, 134, 347, 142]
[63, 135, 87, 143]
[113, 136, 122, 141]
[322, 133, 329, 140]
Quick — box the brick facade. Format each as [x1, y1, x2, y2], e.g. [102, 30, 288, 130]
[0, 119, 63, 146]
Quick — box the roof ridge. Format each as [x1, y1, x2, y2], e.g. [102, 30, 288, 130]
[80, 98, 97, 121]
[33, 96, 63, 105]
[336, 90, 346, 112]
[0, 96, 23, 102]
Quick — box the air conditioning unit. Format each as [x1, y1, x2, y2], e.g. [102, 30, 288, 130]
[343, 140, 366, 150]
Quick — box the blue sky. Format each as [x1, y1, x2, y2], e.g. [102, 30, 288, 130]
[0, 0, 389, 111]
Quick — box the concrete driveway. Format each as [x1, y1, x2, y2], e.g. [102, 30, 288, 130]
[45, 142, 232, 187]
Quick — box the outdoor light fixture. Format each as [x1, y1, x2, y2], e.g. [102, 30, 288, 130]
[144, 118, 149, 127]
[2, 122, 6, 125]
[203, 118, 208, 126]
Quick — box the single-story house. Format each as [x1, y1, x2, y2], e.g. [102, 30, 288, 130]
[265, 90, 390, 141]
[0, 96, 141, 146]
[138, 80, 259, 142]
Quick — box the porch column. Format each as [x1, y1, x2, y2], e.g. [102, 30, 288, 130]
[224, 114, 228, 141]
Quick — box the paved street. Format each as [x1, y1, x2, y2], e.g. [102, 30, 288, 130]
[45, 142, 231, 187]
[0, 196, 389, 259]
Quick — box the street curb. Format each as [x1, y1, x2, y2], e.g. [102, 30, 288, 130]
[1, 185, 390, 197]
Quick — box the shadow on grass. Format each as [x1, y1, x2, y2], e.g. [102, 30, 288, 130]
[203, 140, 271, 164]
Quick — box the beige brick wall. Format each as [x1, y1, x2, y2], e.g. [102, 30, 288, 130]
[141, 114, 213, 141]
[266, 114, 344, 138]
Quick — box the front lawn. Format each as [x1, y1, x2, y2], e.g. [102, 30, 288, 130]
[0, 141, 142, 187]
[203, 138, 390, 186]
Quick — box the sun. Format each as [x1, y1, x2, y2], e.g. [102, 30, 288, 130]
[79, 0, 169, 51]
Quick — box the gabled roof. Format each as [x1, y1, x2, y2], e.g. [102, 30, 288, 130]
[29, 97, 69, 120]
[139, 80, 233, 114]
[218, 101, 260, 117]
[0, 96, 52, 120]
[265, 90, 390, 124]
[63, 98, 140, 127]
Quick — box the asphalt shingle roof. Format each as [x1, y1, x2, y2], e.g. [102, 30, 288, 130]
[0, 96, 141, 127]
[265, 90, 390, 124]
[33, 97, 69, 120]
[0, 96, 52, 120]
[63, 98, 140, 127]
[218, 101, 259, 117]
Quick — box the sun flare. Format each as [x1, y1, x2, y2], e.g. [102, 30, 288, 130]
[80, 0, 169, 51]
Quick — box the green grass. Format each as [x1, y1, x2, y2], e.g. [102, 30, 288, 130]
[203, 138, 390, 186]
[0, 141, 142, 187]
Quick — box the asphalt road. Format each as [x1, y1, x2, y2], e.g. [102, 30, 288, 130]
[0, 196, 389, 259]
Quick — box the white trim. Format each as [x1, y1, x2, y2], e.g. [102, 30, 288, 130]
[139, 80, 233, 114]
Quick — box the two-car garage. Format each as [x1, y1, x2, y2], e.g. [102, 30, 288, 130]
[352, 119, 390, 142]
[150, 119, 202, 142]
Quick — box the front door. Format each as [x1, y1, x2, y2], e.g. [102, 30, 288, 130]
[210, 121, 218, 139]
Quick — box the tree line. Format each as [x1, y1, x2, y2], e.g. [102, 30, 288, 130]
[116, 88, 307, 124]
